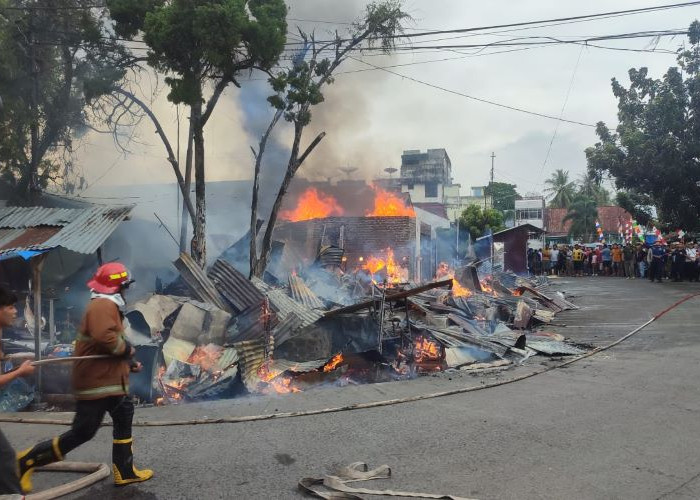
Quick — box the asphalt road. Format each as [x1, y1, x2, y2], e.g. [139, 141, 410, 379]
[4, 277, 700, 500]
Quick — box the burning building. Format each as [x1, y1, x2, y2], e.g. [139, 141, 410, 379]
[273, 179, 450, 281]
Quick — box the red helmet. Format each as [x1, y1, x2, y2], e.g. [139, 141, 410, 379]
[87, 262, 134, 294]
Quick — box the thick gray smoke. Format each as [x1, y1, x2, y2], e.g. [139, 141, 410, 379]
[235, 0, 403, 218]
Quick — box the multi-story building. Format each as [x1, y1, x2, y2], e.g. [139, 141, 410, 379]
[396, 149, 491, 221]
[515, 196, 545, 229]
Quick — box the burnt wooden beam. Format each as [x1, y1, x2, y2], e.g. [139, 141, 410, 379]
[324, 279, 453, 318]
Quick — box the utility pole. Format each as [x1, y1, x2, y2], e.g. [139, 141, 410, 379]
[28, 2, 39, 201]
[490, 152, 495, 185]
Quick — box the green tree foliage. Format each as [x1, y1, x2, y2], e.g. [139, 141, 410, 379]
[577, 172, 611, 206]
[563, 194, 598, 241]
[0, 0, 129, 200]
[458, 205, 505, 240]
[615, 190, 653, 226]
[585, 21, 700, 231]
[544, 169, 576, 208]
[485, 181, 520, 212]
[107, 0, 288, 265]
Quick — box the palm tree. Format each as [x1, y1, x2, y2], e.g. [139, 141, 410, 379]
[544, 169, 576, 208]
[563, 194, 599, 241]
[578, 172, 611, 206]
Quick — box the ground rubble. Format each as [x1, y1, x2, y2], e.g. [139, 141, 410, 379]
[9, 252, 587, 410]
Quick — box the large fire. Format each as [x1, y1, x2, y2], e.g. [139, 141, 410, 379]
[436, 262, 472, 298]
[366, 186, 415, 217]
[361, 248, 409, 284]
[281, 187, 344, 222]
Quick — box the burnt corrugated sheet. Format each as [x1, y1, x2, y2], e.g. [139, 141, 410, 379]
[251, 277, 322, 328]
[208, 259, 265, 314]
[288, 274, 324, 309]
[0, 205, 133, 255]
[266, 289, 322, 328]
[316, 245, 344, 268]
[173, 253, 229, 311]
[272, 311, 303, 348]
[267, 358, 328, 374]
[233, 338, 266, 392]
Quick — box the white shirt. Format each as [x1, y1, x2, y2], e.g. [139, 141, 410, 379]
[686, 248, 697, 262]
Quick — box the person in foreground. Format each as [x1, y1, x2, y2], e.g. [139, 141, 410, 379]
[16, 263, 153, 493]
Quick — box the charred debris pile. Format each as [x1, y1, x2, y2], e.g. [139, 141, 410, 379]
[111, 250, 584, 405]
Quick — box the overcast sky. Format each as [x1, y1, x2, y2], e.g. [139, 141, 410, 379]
[74, 0, 700, 200]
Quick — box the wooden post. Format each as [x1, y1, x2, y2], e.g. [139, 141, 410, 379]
[48, 298, 55, 345]
[31, 254, 46, 400]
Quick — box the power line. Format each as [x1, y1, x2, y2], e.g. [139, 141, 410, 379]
[349, 55, 596, 127]
[540, 44, 586, 181]
[283, 1, 700, 45]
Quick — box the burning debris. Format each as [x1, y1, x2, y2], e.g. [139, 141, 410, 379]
[114, 245, 582, 407]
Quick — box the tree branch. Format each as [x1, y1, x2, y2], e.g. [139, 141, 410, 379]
[113, 87, 196, 224]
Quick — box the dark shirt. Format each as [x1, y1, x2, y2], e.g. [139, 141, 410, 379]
[652, 246, 666, 260]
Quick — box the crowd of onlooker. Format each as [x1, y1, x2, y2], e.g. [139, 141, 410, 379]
[527, 240, 700, 282]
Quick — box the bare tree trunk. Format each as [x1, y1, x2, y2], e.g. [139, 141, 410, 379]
[252, 126, 326, 277]
[191, 99, 206, 267]
[179, 111, 194, 253]
[249, 109, 283, 278]
[114, 88, 196, 225]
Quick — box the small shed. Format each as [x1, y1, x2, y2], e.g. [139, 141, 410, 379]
[0, 204, 133, 373]
[490, 224, 543, 274]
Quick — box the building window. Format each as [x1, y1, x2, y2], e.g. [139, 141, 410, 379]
[425, 181, 438, 198]
[516, 209, 543, 220]
[407, 182, 414, 190]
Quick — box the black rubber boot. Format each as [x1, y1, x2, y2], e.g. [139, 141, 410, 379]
[16, 437, 63, 493]
[112, 438, 153, 486]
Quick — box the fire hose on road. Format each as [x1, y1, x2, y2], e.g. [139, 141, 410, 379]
[1, 292, 698, 428]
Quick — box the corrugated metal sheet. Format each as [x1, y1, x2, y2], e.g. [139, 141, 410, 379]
[0, 205, 133, 255]
[272, 312, 304, 347]
[233, 339, 266, 392]
[0, 206, 78, 227]
[173, 253, 229, 311]
[266, 289, 322, 328]
[251, 277, 322, 328]
[526, 340, 585, 356]
[215, 347, 239, 370]
[288, 274, 324, 309]
[208, 259, 265, 314]
[268, 358, 328, 374]
[316, 245, 344, 268]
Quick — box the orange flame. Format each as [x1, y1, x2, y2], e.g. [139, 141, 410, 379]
[281, 187, 344, 222]
[257, 360, 302, 394]
[323, 353, 344, 373]
[366, 186, 415, 217]
[362, 248, 408, 284]
[414, 336, 441, 363]
[436, 262, 472, 297]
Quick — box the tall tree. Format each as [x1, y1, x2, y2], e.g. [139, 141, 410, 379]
[615, 190, 653, 226]
[586, 21, 700, 231]
[0, 0, 129, 201]
[485, 181, 520, 212]
[458, 205, 505, 241]
[107, 0, 287, 266]
[249, 0, 410, 277]
[578, 172, 611, 206]
[563, 194, 598, 241]
[544, 169, 576, 208]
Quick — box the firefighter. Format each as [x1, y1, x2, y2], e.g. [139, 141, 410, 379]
[16, 263, 153, 493]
